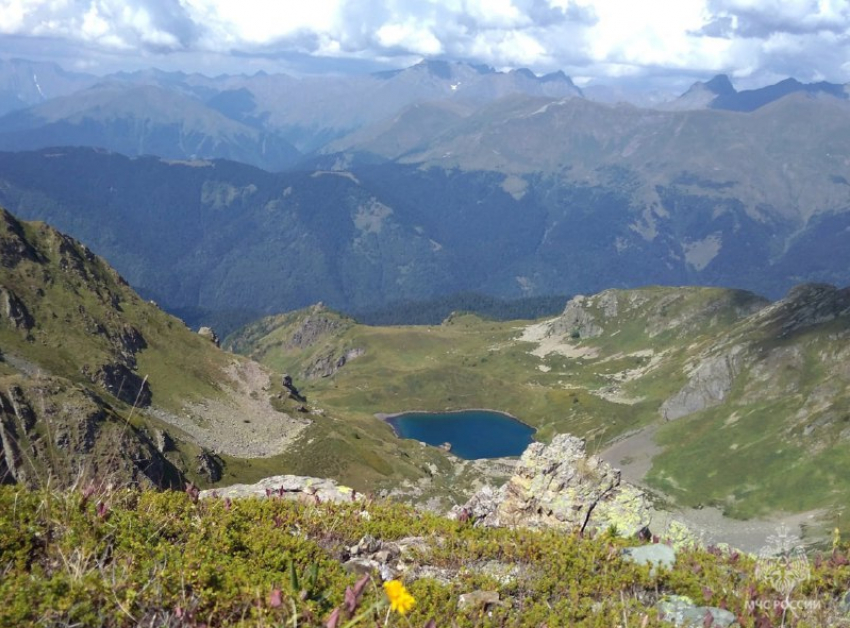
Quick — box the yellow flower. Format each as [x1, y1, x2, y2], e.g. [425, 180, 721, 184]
[383, 580, 416, 615]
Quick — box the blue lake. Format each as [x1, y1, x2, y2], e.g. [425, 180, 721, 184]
[387, 410, 535, 459]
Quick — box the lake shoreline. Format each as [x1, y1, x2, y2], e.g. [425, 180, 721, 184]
[376, 407, 535, 438]
[377, 409, 537, 459]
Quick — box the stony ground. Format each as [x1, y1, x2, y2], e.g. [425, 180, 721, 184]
[149, 359, 310, 457]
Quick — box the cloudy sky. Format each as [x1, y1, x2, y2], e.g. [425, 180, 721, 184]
[0, 0, 848, 88]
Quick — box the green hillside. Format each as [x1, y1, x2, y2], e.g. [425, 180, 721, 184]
[0, 206, 308, 489]
[228, 284, 850, 519]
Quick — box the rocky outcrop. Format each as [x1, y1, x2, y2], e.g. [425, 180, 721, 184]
[285, 304, 347, 350]
[82, 362, 152, 407]
[112, 325, 147, 360]
[200, 474, 361, 503]
[0, 287, 33, 330]
[748, 283, 850, 337]
[549, 295, 605, 339]
[0, 210, 42, 268]
[198, 326, 220, 347]
[196, 450, 223, 482]
[452, 434, 651, 537]
[0, 376, 181, 489]
[661, 346, 745, 420]
[281, 373, 306, 402]
[546, 287, 768, 344]
[152, 427, 174, 453]
[305, 347, 365, 379]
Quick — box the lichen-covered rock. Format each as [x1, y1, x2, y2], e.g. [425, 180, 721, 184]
[200, 474, 361, 504]
[452, 434, 651, 537]
[661, 519, 703, 550]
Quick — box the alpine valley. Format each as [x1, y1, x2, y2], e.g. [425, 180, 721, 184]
[3, 54, 850, 627]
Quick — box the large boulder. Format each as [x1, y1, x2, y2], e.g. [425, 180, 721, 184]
[452, 434, 651, 537]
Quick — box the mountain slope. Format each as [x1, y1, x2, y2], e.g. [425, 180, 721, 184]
[0, 83, 301, 171]
[0, 58, 97, 116]
[0, 206, 308, 488]
[1, 139, 850, 328]
[228, 283, 850, 518]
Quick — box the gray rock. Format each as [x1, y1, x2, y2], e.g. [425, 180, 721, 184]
[305, 347, 365, 379]
[458, 590, 501, 611]
[659, 596, 736, 627]
[356, 534, 382, 554]
[197, 326, 220, 347]
[196, 450, 223, 483]
[549, 295, 604, 339]
[343, 558, 381, 578]
[281, 374, 306, 402]
[477, 560, 521, 586]
[199, 474, 360, 503]
[0, 288, 33, 330]
[451, 434, 651, 537]
[661, 346, 744, 420]
[622, 543, 677, 575]
[373, 545, 400, 564]
[152, 428, 174, 453]
[82, 362, 152, 407]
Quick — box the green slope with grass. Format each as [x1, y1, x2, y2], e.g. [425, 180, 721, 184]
[2, 485, 849, 627]
[0, 206, 309, 489]
[228, 284, 850, 519]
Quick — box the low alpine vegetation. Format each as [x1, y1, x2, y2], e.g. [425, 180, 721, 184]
[1, 485, 848, 627]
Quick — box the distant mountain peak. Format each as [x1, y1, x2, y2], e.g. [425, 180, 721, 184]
[513, 68, 537, 80]
[703, 74, 736, 96]
[540, 70, 571, 84]
[415, 59, 453, 79]
[470, 63, 495, 75]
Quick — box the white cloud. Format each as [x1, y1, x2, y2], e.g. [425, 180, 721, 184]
[376, 21, 443, 56]
[0, 0, 847, 83]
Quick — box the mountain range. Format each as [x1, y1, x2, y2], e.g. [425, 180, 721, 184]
[0, 59, 583, 167]
[2, 200, 850, 522]
[1, 89, 849, 330]
[1, 57, 848, 169]
[0, 59, 847, 329]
